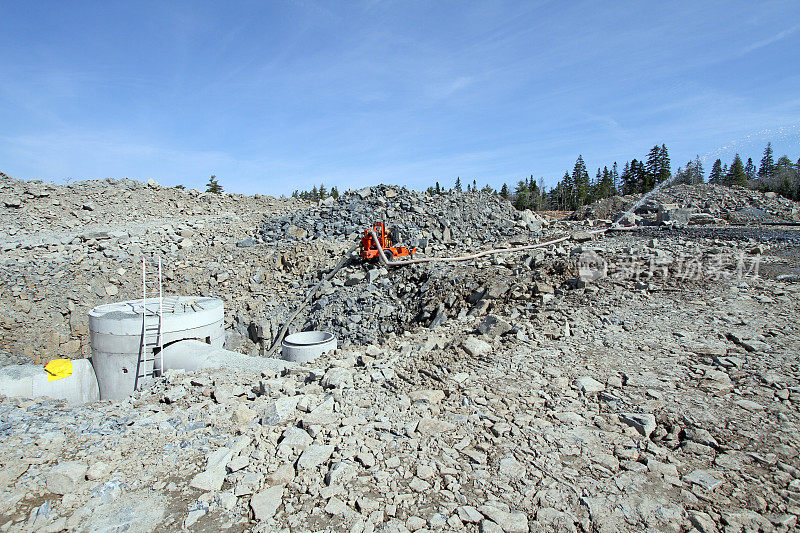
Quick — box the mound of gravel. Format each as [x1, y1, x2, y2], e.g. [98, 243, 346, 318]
[571, 183, 800, 225]
[259, 185, 545, 248]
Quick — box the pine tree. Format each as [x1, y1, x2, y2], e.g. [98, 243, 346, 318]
[590, 168, 602, 202]
[330, 186, 339, 199]
[514, 180, 530, 211]
[311, 185, 319, 200]
[758, 142, 775, 180]
[455, 177, 462, 192]
[572, 155, 590, 207]
[595, 165, 615, 199]
[657, 144, 671, 184]
[472, 179, 477, 191]
[709, 159, 723, 183]
[561, 171, 574, 210]
[644, 146, 661, 191]
[745, 158, 756, 180]
[728, 154, 747, 186]
[435, 182, 441, 194]
[679, 156, 705, 185]
[620, 161, 635, 195]
[611, 162, 619, 195]
[205, 175, 223, 194]
[500, 183, 509, 199]
[693, 156, 704, 184]
[318, 184, 327, 199]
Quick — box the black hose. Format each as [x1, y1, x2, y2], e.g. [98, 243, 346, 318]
[265, 241, 360, 358]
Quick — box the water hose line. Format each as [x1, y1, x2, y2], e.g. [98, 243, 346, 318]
[265, 241, 360, 357]
[369, 228, 613, 267]
[267, 224, 626, 357]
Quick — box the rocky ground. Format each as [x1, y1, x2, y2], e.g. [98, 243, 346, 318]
[2, 173, 800, 532]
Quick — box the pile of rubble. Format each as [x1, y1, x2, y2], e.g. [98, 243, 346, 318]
[2, 173, 800, 532]
[260, 185, 544, 248]
[571, 183, 800, 225]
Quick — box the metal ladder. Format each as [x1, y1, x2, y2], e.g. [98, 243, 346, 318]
[135, 256, 164, 391]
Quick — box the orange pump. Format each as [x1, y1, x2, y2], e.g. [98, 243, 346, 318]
[359, 221, 415, 262]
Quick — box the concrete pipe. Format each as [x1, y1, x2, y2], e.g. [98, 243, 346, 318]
[89, 296, 224, 400]
[161, 339, 295, 375]
[0, 359, 99, 405]
[281, 331, 337, 363]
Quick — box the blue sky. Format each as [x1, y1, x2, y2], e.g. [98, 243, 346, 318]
[1, 1, 799, 195]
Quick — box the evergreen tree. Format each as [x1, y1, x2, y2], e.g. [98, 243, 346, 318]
[745, 157, 756, 180]
[644, 146, 661, 191]
[572, 155, 590, 207]
[205, 175, 223, 194]
[500, 183, 509, 199]
[330, 186, 339, 199]
[657, 144, 671, 184]
[728, 154, 747, 186]
[611, 162, 619, 195]
[514, 180, 530, 211]
[472, 179, 477, 191]
[776, 155, 794, 174]
[709, 159, 723, 183]
[590, 168, 601, 202]
[680, 155, 705, 185]
[758, 142, 775, 180]
[561, 171, 574, 210]
[318, 184, 327, 199]
[693, 156, 705, 183]
[455, 177, 462, 192]
[595, 165, 615, 199]
[620, 161, 635, 195]
[435, 181, 441, 194]
[538, 178, 547, 209]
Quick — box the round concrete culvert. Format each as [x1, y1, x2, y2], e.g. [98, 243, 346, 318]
[89, 296, 224, 400]
[281, 331, 337, 363]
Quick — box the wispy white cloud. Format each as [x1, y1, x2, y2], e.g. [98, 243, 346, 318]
[742, 24, 800, 54]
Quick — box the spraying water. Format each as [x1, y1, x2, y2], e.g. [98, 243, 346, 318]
[612, 123, 800, 227]
[612, 172, 681, 226]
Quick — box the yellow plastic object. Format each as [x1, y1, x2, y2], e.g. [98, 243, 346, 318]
[45, 359, 73, 381]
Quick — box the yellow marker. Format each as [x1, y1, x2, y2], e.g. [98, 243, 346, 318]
[44, 359, 73, 381]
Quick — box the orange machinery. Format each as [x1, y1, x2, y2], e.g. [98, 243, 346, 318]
[359, 221, 415, 262]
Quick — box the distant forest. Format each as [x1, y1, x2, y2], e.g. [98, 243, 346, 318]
[290, 142, 800, 211]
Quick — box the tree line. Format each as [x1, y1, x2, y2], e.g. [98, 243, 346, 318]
[200, 141, 799, 208]
[496, 141, 800, 212]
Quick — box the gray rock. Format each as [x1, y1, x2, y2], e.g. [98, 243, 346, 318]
[458, 506, 484, 523]
[684, 469, 723, 491]
[45, 461, 88, 495]
[478, 505, 528, 533]
[408, 389, 445, 404]
[477, 314, 511, 338]
[325, 461, 357, 486]
[261, 396, 299, 425]
[684, 427, 718, 448]
[279, 426, 313, 452]
[462, 336, 491, 357]
[321, 367, 353, 389]
[619, 412, 657, 438]
[416, 417, 456, 436]
[190, 448, 233, 491]
[250, 485, 284, 520]
[297, 444, 335, 470]
[573, 376, 605, 393]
